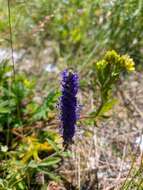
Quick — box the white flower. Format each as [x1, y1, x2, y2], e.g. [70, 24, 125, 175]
[87, 157, 96, 169]
[44, 64, 59, 73]
[1, 145, 8, 152]
[135, 135, 143, 153]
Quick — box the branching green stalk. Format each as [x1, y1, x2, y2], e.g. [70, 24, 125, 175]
[94, 101, 104, 118]
[7, 0, 22, 130]
[7, 0, 16, 77]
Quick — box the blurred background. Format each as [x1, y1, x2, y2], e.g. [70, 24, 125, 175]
[0, 0, 143, 73]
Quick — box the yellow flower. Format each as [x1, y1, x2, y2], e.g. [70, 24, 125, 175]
[121, 55, 135, 72]
[104, 50, 120, 64]
[21, 136, 53, 163]
[96, 60, 108, 70]
[24, 79, 31, 88]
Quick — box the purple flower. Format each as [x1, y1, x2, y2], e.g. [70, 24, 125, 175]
[59, 69, 79, 145]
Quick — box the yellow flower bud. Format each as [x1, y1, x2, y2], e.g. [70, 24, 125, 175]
[120, 55, 135, 72]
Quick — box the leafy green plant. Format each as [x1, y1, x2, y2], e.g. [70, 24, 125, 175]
[0, 150, 63, 189]
[0, 60, 60, 143]
[0, 61, 34, 126]
[87, 50, 135, 120]
[0, 59, 66, 189]
[32, 91, 59, 121]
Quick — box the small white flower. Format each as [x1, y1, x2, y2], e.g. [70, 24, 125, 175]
[135, 135, 143, 153]
[87, 156, 96, 169]
[1, 145, 8, 152]
[44, 64, 59, 73]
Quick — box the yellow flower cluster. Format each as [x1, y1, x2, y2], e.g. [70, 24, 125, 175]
[96, 50, 135, 72]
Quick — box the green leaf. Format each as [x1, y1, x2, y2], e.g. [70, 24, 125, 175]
[32, 91, 59, 121]
[18, 182, 25, 190]
[61, 150, 72, 157]
[0, 178, 4, 188]
[37, 169, 61, 182]
[28, 160, 38, 168]
[46, 138, 60, 153]
[38, 157, 61, 167]
[0, 100, 10, 113]
[0, 107, 10, 114]
[98, 99, 118, 117]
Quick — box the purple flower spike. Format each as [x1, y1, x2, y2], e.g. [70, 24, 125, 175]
[59, 69, 79, 145]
